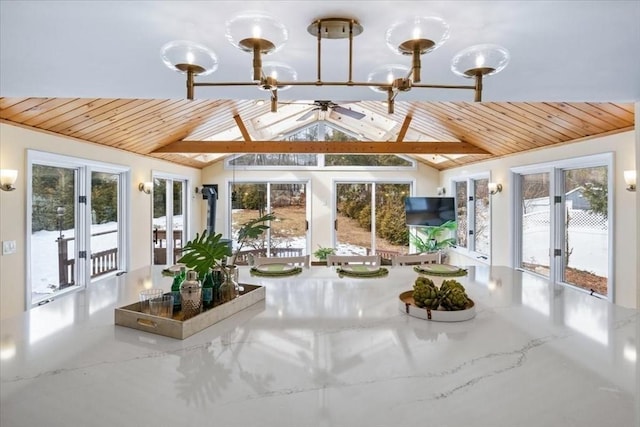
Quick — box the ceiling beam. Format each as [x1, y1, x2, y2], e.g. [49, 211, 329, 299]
[233, 114, 252, 141]
[152, 140, 489, 154]
[396, 114, 412, 142]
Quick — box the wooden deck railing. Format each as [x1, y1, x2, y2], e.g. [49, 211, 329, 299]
[57, 230, 120, 286]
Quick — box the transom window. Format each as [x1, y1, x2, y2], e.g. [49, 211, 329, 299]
[228, 121, 414, 169]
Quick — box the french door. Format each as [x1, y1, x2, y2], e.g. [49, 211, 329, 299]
[334, 182, 411, 256]
[514, 154, 612, 298]
[152, 175, 187, 265]
[27, 150, 128, 307]
[229, 181, 309, 257]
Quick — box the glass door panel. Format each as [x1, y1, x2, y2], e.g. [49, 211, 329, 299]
[90, 171, 119, 277]
[153, 178, 168, 265]
[30, 164, 79, 304]
[473, 178, 490, 256]
[269, 183, 308, 255]
[335, 183, 372, 255]
[562, 167, 608, 295]
[172, 180, 185, 265]
[231, 183, 269, 259]
[455, 181, 468, 249]
[374, 183, 410, 257]
[520, 173, 550, 277]
[152, 177, 185, 265]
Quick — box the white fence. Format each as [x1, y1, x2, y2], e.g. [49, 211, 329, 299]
[523, 209, 608, 276]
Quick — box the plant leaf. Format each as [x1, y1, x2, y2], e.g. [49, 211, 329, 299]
[177, 230, 231, 277]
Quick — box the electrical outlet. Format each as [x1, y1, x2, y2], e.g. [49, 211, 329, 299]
[2, 240, 16, 255]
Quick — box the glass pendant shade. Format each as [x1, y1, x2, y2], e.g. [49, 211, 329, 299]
[385, 16, 450, 55]
[160, 40, 218, 76]
[225, 11, 288, 54]
[257, 61, 297, 91]
[367, 64, 410, 93]
[451, 44, 510, 77]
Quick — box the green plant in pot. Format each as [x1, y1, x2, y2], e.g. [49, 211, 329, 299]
[178, 212, 276, 303]
[410, 220, 457, 255]
[313, 246, 335, 261]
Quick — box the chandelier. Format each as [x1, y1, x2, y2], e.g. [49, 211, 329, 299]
[161, 13, 510, 114]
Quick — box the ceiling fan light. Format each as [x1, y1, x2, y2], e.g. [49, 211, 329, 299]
[160, 40, 218, 76]
[257, 62, 297, 91]
[367, 64, 410, 93]
[451, 44, 510, 77]
[385, 16, 450, 55]
[225, 11, 288, 54]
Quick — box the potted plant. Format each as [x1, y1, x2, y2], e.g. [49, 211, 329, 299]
[410, 220, 457, 261]
[313, 246, 336, 263]
[178, 212, 276, 302]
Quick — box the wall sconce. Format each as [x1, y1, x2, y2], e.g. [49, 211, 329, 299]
[138, 182, 152, 194]
[624, 170, 636, 192]
[0, 169, 18, 192]
[488, 182, 502, 195]
[436, 186, 446, 196]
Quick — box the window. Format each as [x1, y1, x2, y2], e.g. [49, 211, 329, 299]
[452, 175, 491, 260]
[228, 122, 415, 170]
[27, 150, 129, 307]
[513, 154, 612, 298]
[152, 174, 188, 265]
[335, 182, 411, 257]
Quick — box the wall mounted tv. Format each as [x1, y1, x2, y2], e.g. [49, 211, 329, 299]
[404, 197, 456, 227]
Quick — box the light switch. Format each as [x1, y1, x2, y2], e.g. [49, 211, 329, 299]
[2, 240, 16, 255]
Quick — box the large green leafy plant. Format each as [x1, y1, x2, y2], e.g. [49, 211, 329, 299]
[177, 231, 232, 278]
[410, 220, 457, 253]
[178, 212, 277, 277]
[229, 212, 277, 265]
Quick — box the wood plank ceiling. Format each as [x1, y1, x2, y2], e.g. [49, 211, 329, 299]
[0, 97, 634, 170]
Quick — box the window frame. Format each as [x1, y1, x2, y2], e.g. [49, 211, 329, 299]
[511, 152, 614, 300]
[26, 150, 130, 309]
[449, 172, 492, 264]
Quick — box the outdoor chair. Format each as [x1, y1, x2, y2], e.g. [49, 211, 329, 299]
[253, 254, 310, 268]
[392, 252, 441, 266]
[326, 254, 381, 267]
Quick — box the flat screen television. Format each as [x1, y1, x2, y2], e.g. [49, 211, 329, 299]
[404, 197, 456, 227]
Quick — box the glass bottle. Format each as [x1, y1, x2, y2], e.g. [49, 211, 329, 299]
[201, 270, 214, 310]
[219, 266, 237, 304]
[171, 270, 183, 312]
[180, 269, 202, 320]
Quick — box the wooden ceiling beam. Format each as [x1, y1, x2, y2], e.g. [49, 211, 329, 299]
[152, 140, 490, 155]
[233, 113, 252, 141]
[396, 114, 412, 142]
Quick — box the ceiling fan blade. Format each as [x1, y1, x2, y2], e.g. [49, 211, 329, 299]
[297, 108, 319, 121]
[332, 105, 365, 120]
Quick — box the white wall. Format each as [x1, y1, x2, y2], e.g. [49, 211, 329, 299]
[0, 124, 202, 319]
[440, 130, 637, 308]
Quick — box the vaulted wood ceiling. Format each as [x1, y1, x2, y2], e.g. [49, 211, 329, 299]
[0, 97, 634, 170]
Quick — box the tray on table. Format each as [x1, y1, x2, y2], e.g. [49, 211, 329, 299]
[115, 284, 265, 340]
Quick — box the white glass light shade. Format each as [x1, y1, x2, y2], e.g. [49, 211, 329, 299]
[624, 170, 636, 190]
[0, 169, 18, 191]
[160, 40, 218, 76]
[257, 62, 297, 91]
[488, 182, 502, 195]
[138, 182, 152, 194]
[385, 16, 450, 55]
[225, 11, 288, 54]
[451, 44, 510, 77]
[367, 64, 410, 93]
[0, 169, 18, 185]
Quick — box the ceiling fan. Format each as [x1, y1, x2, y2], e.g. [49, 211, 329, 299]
[292, 100, 366, 121]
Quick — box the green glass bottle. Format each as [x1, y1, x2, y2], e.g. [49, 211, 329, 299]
[171, 266, 186, 312]
[202, 270, 214, 310]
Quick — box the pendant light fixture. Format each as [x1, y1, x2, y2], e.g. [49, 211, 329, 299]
[161, 12, 510, 111]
